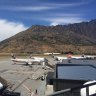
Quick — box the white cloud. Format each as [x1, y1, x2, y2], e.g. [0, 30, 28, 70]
[0, 0, 89, 12]
[48, 13, 81, 17]
[16, 6, 54, 11]
[43, 17, 84, 26]
[0, 19, 28, 41]
[0, 0, 93, 12]
[0, 6, 55, 11]
[50, 22, 59, 26]
[45, 0, 93, 7]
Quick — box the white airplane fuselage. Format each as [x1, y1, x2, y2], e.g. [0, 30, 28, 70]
[11, 57, 46, 65]
[54, 55, 96, 62]
[54, 56, 67, 61]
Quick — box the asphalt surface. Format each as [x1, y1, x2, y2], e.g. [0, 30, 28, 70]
[0, 56, 56, 96]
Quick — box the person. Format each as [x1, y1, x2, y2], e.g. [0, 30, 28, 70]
[30, 89, 38, 96]
[35, 89, 37, 94]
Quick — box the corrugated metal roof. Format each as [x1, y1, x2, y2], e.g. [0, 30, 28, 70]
[56, 63, 96, 81]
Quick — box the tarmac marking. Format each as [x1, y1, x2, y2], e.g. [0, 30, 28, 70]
[0, 69, 8, 73]
[18, 80, 30, 91]
[18, 80, 35, 96]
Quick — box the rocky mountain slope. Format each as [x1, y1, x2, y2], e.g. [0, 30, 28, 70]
[0, 19, 96, 54]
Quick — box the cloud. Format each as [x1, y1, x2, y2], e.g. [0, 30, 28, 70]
[0, 0, 90, 12]
[0, 0, 94, 12]
[0, 6, 55, 11]
[44, 0, 94, 7]
[0, 19, 28, 41]
[16, 6, 54, 11]
[50, 22, 59, 26]
[43, 17, 84, 26]
[45, 13, 82, 18]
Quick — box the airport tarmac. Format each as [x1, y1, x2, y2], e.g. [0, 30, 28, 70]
[0, 55, 56, 96]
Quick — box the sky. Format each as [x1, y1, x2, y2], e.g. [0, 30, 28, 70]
[0, 0, 96, 41]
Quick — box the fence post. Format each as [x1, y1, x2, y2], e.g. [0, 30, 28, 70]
[86, 87, 89, 96]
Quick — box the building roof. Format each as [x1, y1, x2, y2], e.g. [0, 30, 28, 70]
[56, 63, 96, 81]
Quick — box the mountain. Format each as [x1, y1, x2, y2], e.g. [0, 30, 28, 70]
[0, 19, 96, 54]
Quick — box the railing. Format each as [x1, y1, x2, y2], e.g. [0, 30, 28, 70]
[47, 81, 96, 96]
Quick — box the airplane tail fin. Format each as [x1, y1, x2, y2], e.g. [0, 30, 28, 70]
[81, 54, 85, 57]
[11, 54, 16, 59]
[29, 54, 32, 58]
[67, 53, 72, 59]
[52, 53, 55, 58]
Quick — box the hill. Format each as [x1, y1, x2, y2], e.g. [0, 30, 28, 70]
[0, 19, 96, 54]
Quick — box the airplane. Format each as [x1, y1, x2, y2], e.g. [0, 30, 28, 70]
[11, 54, 48, 66]
[52, 54, 96, 62]
[84, 55, 96, 59]
[71, 56, 86, 60]
[53, 56, 67, 61]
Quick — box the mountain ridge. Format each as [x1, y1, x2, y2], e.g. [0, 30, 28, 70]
[0, 19, 96, 54]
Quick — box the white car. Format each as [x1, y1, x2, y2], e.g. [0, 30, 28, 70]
[80, 80, 96, 96]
